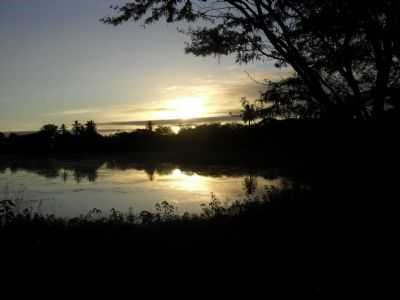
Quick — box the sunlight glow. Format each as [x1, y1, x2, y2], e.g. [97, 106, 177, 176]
[174, 96, 206, 120]
[171, 126, 181, 134]
[169, 168, 209, 192]
[153, 96, 208, 120]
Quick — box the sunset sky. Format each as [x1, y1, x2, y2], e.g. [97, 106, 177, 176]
[0, 0, 286, 132]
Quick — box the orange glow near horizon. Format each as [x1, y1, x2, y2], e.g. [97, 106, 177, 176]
[152, 96, 208, 121]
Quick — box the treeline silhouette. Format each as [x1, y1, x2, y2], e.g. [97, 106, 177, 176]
[1, 120, 267, 155]
[1, 119, 397, 165]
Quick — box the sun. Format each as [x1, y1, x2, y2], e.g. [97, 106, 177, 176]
[171, 96, 207, 120]
[151, 96, 208, 121]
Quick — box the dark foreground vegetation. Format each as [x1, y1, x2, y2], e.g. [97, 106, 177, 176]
[1, 184, 322, 289]
[0, 169, 391, 295]
[1, 122, 397, 293]
[1, 186, 317, 252]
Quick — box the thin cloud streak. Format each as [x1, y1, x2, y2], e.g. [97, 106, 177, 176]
[99, 115, 242, 127]
[44, 109, 100, 116]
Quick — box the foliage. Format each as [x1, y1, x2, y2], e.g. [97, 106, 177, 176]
[146, 121, 154, 132]
[103, 0, 400, 120]
[240, 97, 258, 125]
[85, 120, 98, 136]
[155, 126, 174, 136]
[59, 124, 69, 136]
[0, 183, 314, 229]
[40, 124, 59, 138]
[0, 179, 327, 290]
[72, 121, 85, 136]
[258, 76, 319, 119]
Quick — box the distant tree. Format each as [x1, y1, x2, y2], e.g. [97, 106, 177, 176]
[155, 126, 174, 136]
[61, 171, 68, 182]
[72, 121, 84, 136]
[85, 120, 98, 136]
[40, 124, 58, 139]
[146, 121, 154, 132]
[0, 132, 6, 150]
[240, 98, 257, 126]
[59, 124, 69, 136]
[8, 133, 17, 140]
[103, 0, 400, 120]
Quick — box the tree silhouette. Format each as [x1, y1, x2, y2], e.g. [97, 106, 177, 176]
[0, 132, 5, 149]
[85, 120, 98, 136]
[103, 0, 400, 120]
[258, 76, 318, 119]
[8, 133, 17, 141]
[155, 126, 174, 136]
[146, 121, 154, 132]
[72, 121, 84, 136]
[59, 124, 70, 136]
[240, 98, 257, 126]
[40, 124, 58, 139]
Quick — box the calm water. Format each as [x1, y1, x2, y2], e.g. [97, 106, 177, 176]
[0, 157, 286, 217]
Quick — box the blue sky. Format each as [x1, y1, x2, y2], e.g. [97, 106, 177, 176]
[0, 0, 283, 132]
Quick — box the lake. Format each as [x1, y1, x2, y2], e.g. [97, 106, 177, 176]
[0, 156, 288, 218]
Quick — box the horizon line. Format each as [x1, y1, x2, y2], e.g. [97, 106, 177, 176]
[98, 114, 242, 126]
[1, 114, 243, 134]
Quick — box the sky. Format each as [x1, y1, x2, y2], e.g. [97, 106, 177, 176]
[0, 0, 285, 132]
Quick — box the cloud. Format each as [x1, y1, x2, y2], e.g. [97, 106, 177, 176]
[121, 107, 172, 114]
[38, 67, 291, 127]
[102, 69, 285, 123]
[44, 109, 99, 116]
[160, 68, 289, 102]
[0, 97, 11, 103]
[164, 86, 179, 91]
[99, 115, 242, 127]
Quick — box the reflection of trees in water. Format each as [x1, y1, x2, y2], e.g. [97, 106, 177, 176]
[0, 165, 7, 174]
[106, 160, 176, 179]
[144, 164, 178, 181]
[182, 170, 195, 176]
[9, 165, 19, 174]
[61, 170, 68, 182]
[155, 165, 175, 176]
[0, 157, 295, 185]
[72, 166, 98, 183]
[112, 163, 177, 181]
[0, 159, 101, 184]
[73, 171, 83, 184]
[145, 166, 156, 181]
[36, 168, 60, 179]
[243, 176, 258, 197]
[86, 170, 97, 182]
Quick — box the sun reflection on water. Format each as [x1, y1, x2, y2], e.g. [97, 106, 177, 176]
[168, 169, 210, 192]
